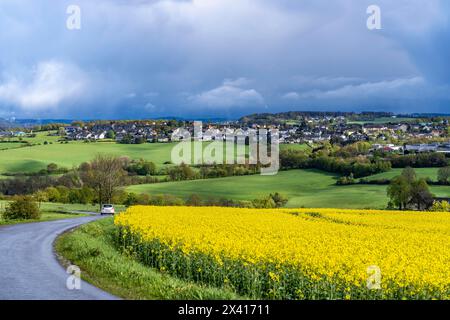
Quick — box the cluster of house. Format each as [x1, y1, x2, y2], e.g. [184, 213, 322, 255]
[59, 118, 450, 151]
[65, 122, 171, 143]
[279, 120, 448, 145]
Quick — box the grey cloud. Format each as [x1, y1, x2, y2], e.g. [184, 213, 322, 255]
[0, 0, 449, 118]
[188, 78, 265, 109]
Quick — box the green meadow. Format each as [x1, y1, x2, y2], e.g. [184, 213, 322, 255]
[347, 117, 417, 125]
[365, 168, 440, 181]
[0, 132, 307, 174]
[127, 169, 450, 209]
[0, 140, 176, 173]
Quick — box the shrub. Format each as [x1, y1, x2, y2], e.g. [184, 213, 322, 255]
[336, 174, 356, 185]
[269, 192, 288, 207]
[45, 186, 60, 202]
[2, 196, 40, 220]
[186, 194, 202, 206]
[126, 159, 156, 176]
[430, 201, 450, 212]
[251, 196, 276, 209]
[124, 192, 139, 206]
[47, 163, 58, 173]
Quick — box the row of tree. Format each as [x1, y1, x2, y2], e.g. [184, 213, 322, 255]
[388, 153, 448, 168]
[281, 147, 449, 179]
[280, 150, 391, 178]
[337, 166, 450, 186]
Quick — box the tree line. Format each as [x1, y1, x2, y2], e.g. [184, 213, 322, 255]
[280, 148, 449, 178]
[280, 149, 391, 178]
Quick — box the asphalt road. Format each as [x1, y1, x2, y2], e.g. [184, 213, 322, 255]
[0, 216, 117, 300]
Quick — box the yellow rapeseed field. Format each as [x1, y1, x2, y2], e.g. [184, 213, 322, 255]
[114, 206, 450, 299]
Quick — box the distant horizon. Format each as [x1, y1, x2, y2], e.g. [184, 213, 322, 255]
[4, 110, 450, 124]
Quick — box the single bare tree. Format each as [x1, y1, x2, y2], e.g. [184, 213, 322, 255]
[81, 155, 126, 210]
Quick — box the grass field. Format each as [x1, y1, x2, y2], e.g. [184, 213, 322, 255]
[0, 131, 62, 150]
[127, 169, 450, 209]
[0, 142, 29, 151]
[0, 141, 176, 173]
[366, 168, 440, 181]
[0, 134, 308, 174]
[347, 117, 417, 125]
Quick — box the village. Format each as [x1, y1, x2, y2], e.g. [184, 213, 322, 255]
[57, 114, 450, 155]
[1, 113, 450, 155]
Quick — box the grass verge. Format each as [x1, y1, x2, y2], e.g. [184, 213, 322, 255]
[54, 218, 241, 300]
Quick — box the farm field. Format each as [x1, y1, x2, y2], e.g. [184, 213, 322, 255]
[127, 169, 450, 209]
[0, 131, 62, 150]
[115, 206, 450, 299]
[0, 141, 176, 173]
[0, 142, 29, 151]
[347, 117, 417, 125]
[0, 133, 306, 174]
[366, 168, 440, 181]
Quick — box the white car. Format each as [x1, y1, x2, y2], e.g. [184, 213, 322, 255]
[101, 204, 115, 215]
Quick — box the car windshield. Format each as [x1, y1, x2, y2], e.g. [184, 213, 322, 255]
[103, 205, 113, 208]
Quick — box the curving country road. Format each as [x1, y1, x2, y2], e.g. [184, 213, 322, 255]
[0, 216, 117, 300]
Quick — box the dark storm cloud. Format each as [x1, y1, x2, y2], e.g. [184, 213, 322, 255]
[0, 0, 449, 119]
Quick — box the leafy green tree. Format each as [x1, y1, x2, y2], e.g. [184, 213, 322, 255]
[401, 167, 416, 184]
[168, 163, 196, 181]
[438, 166, 450, 184]
[388, 170, 434, 211]
[387, 176, 411, 210]
[119, 134, 133, 144]
[127, 159, 156, 176]
[409, 178, 434, 210]
[106, 130, 116, 139]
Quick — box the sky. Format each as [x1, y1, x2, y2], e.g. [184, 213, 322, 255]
[0, 0, 449, 119]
